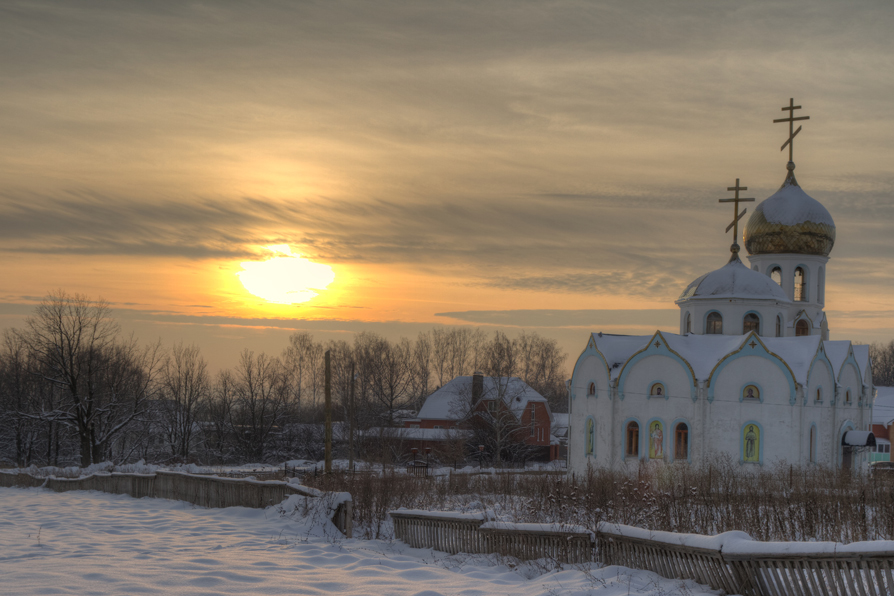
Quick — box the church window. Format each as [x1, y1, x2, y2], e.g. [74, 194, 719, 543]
[585, 418, 595, 456]
[818, 267, 824, 303]
[795, 319, 809, 336]
[776, 315, 783, 337]
[588, 382, 596, 396]
[743, 313, 760, 335]
[685, 312, 691, 334]
[706, 312, 723, 334]
[846, 389, 851, 404]
[674, 423, 689, 460]
[816, 387, 822, 402]
[809, 426, 817, 463]
[794, 267, 806, 301]
[770, 266, 782, 286]
[626, 422, 640, 458]
[742, 384, 760, 401]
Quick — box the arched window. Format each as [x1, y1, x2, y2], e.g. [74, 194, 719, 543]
[770, 266, 782, 286]
[846, 389, 851, 404]
[816, 387, 822, 402]
[794, 267, 806, 301]
[795, 319, 809, 336]
[626, 422, 639, 458]
[809, 426, 817, 463]
[650, 383, 664, 397]
[685, 312, 691, 334]
[706, 312, 723, 334]
[588, 382, 596, 396]
[776, 315, 783, 337]
[743, 313, 760, 335]
[674, 423, 689, 460]
[818, 267, 825, 303]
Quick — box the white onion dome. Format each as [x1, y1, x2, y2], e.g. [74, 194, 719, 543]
[677, 253, 790, 303]
[743, 163, 835, 256]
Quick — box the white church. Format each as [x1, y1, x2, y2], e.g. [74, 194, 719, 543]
[568, 101, 876, 471]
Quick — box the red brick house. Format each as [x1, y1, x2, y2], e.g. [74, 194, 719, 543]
[871, 386, 894, 463]
[404, 372, 560, 461]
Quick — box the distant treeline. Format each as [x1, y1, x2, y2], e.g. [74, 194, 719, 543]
[0, 291, 568, 468]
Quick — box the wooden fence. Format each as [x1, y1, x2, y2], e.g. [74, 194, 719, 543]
[595, 524, 894, 596]
[0, 470, 352, 537]
[390, 510, 594, 564]
[390, 510, 894, 595]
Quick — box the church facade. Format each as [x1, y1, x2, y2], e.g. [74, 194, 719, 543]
[568, 101, 876, 471]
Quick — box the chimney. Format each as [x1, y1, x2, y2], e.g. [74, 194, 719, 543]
[472, 371, 484, 405]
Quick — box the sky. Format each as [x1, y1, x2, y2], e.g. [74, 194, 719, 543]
[1, 0, 893, 372]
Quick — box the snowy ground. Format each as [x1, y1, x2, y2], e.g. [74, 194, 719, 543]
[0, 487, 721, 596]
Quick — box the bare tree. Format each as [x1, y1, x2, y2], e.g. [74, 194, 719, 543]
[431, 327, 486, 387]
[227, 350, 291, 461]
[870, 341, 894, 387]
[0, 329, 40, 466]
[23, 291, 161, 466]
[158, 342, 209, 460]
[282, 331, 325, 420]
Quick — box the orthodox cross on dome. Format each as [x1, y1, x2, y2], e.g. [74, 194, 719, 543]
[774, 98, 810, 163]
[719, 178, 754, 259]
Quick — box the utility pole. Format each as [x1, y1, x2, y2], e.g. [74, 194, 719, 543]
[324, 349, 332, 474]
[348, 361, 355, 472]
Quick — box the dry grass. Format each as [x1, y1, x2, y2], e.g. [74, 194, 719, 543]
[305, 458, 894, 543]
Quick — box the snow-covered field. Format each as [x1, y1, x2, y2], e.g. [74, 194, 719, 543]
[0, 487, 720, 596]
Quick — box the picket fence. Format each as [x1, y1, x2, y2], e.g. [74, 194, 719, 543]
[0, 470, 352, 537]
[390, 510, 894, 596]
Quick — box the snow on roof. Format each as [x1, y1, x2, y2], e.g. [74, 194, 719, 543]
[416, 375, 547, 421]
[853, 344, 871, 384]
[758, 182, 835, 227]
[823, 340, 851, 379]
[591, 332, 824, 384]
[843, 430, 875, 447]
[590, 334, 652, 380]
[676, 256, 790, 303]
[873, 387, 894, 426]
[364, 427, 473, 441]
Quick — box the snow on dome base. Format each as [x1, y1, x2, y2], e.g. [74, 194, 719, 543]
[744, 179, 835, 256]
[677, 256, 790, 302]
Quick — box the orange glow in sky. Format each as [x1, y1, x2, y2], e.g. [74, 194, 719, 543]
[236, 245, 335, 305]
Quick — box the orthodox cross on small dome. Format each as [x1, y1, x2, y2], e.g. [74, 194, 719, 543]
[719, 178, 754, 259]
[774, 98, 810, 163]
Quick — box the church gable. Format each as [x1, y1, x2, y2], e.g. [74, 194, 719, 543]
[617, 332, 696, 402]
[707, 334, 797, 404]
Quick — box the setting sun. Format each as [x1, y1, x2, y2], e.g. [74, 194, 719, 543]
[236, 245, 335, 304]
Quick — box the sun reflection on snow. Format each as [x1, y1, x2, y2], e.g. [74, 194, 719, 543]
[236, 245, 335, 304]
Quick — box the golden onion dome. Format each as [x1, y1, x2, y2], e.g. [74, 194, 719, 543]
[743, 163, 835, 257]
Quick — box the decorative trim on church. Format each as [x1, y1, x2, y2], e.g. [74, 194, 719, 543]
[617, 331, 697, 401]
[647, 381, 668, 400]
[739, 382, 764, 403]
[706, 332, 796, 404]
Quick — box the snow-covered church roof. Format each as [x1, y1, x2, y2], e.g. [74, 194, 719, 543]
[588, 331, 827, 386]
[677, 255, 790, 303]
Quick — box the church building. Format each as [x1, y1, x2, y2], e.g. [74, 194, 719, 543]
[568, 100, 876, 471]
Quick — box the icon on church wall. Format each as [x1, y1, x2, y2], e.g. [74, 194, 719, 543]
[649, 420, 664, 459]
[650, 383, 664, 397]
[585, 418, 595, 456]
[743, 424, 760, 462]
[743, 385, 760, 400]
